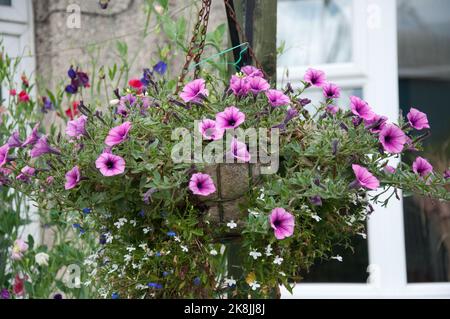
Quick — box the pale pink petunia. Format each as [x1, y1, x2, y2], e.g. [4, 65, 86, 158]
[30, 136, 61, 158]
[189, 173, 216, 196]
[412, 157, 433, 178]
[105, 121, 132, 147]
[322, 82, 341, 99]
[229, 75, 250, 96]
[379, 124, 407, 154]
[384, 165, 396, 174]
[269, 208, 295, 240]
[304, 68, 326, 87]
[241, 66, 264, 78]
[95, 152, 126, 177]
[407, 108, 430, 130]
[326, 105, 339, 115]
[179, 79, 209, 103]
[0, 144, 10, 167]
[65, 166, 81, 190]
[352, 164, 380, 190]
[350, 96, 375, 120]
[248, 76, 270, 95]
[66, 115, 88, 139]
[11, 239, 28, 261]
[265, 89, 290, 107]
[198, 119, 224, 141]
[228, 137, 251, 162]
[16, 166, 36, 183]
[215, 106, 245, 130]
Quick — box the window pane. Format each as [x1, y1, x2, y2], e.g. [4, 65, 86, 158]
[277, 0, 353, 68]
[0, 0, 12, 6]
[398, 0, 450, 283]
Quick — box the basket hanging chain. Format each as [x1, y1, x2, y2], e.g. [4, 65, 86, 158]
[176, 0, 212, 93]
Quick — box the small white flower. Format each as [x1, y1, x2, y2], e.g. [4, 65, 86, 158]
[331, 255, 343, 262]
[311, 213, 322, 222]
[132, 263, 140, 269]
[273, 255, 284, 265]
[180, 245, 189, 252]
[105, 233, 113, 244]
[249, 250, 262, 260]
[143, 227, 151, 234]
[139, 243, 148, 250]
[279, 271, 286, 277]
[249, 281, 261, 291]
[135, 284, 147, 290]
[227, 220, 238, 229]
[210, 249, 218, 256]
[357, 232, 367, 239]
[174, 236, 181, 242]
[109, 99, 120, 106]
[35, 252, 50, 266]
[83, 280, 92, 287]
[248, 210, 260, 217]
[126, 246, 136, 253]
[114, 218, 127, 229]
[124, 254, 132, 262]
[220, 244, 226, 255]
[130, 219, 137, 227]
[265, 245, 273, 257]
[224, 277, 236, 287]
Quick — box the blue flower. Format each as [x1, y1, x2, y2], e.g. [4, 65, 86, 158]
[167, 231, 176, 237]
[41, 97, 54, 113]
[111, 292, 119, 299]
[82, 208, 92, 214]
[65, 84, 78, 94]
[138, 210, 145, 218]
[147, 282, 163, 289]
[193, 277, 201, 286]
[99, 234, 107, 245]
[153, 61, 167, 75]
[162, 271, 170, 277]
[68, 66, 77, 79]
[155, 251, 162, 257]
[72, 223, 85, 235]
[140, 68, 153, 87]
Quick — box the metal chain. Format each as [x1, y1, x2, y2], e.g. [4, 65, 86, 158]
[176, 0, 212, 93]
[223, 0, 266, 77]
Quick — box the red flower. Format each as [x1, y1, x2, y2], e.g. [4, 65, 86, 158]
[128, 78, 143, 93]
[13, 274, 27, 297]
[18, 90, 30, 103]
[65, 101, 80, 120]
[9, 89, 16, 96]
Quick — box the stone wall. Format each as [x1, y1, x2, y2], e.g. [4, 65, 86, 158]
[32, 0, 227, 89]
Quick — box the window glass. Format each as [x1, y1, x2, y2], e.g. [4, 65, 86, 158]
[0, 0, 12, 6]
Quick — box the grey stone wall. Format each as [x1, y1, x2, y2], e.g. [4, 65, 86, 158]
[32, 0, 227, 89]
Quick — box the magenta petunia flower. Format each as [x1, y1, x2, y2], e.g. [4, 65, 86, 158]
[407, 108, 430, 130]
[241, 66, 264, 78]
[22, 123, 40, 147]
[189, 173, 216, 196]
[16, 166, 36, 183]
[350, 96, 374, 120]
[265, 89, 290, 107]
[198, 119, 224, 141]
[322, 82, 341, 99]
[379, 124, 407, 154]
[352, 164, 380, 190]
[215, 106, 245, 130]
[412, 157, 433, 178]
[304, 68, 326, 87]
[228, 137, 251, 162]
[66, 115, 88, 139]
[179, 79, 209, 103]
[65, 166, 81, 190]
[229, 75, 250, 96]
[384, 165, 396, 174]
[269, 207, 295, 240]
[444, 169, 450, 179]
[248, 76, 270, 95]
[30, 136, 61, 159]
[0, 144, 10, 167]
[364, 114, 388, 133]
[105, 121, 132, 147]
[95, 152, 126, 177]
[326, 105, 339, 115]
[7, 131, 23, 148]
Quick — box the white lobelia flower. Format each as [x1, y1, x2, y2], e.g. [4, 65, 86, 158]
[224, 277, 236, 287]
[138, 243, 148, 250]
[227, 220, 238, 229]
[220, 244, 226, 255]
[114, 218, 128, 229]
[143, 227, 151, 234]
[248, 209, 260, 217]
[105, 233, 113, 244]
[249, 281, 261, 291]
[279, 271, 286, 277]
[180, 245, 189, 252]
[135, 284, 147, 290]
[124, 254, 132, 263]
[273, 255, 284, 265]
[174, 236, 181, 242]
[108, 264, 119, 274]
[130, 219, 137, 227]
[331, 255, 343, 262]
[210, 249, 218, 256]
[249, 250, 262, 260]
[35, 252, 50, 266]
[311, 213, 322, 222]
[126, 246, 136, 253]
[265, 245, 273, 256]
[357, 232, 367, 239]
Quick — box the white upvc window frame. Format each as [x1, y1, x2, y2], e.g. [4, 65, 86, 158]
[277, 0, 450, 299]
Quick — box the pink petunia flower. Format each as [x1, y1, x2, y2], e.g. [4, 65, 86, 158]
[66, 115, 88, 139]
[0, 144, 10, 167]
[412, 157, 433, 178]
[379, 124, 407, 154]
[326, 105, 340, 115]
[304, 68, 326, 87]
[350, 96, 375, 120]
[322, 82, 341, 99]
[16, 166, 36, 183]
[95, 152, 126, 177]
[65, 166, 81, 190]
[384, 165, 397, 174]
[215, 106, 246, 130]
[179, 79, 209, 103]
[364, 114, 388, 133]
[46, 176, 55, 185]
[11, 239, 28, 261]
[407, 108, 430, 130]
[265, 89, 290, 107]
[241, 66, 264, 78]
[352, 164, 380, 190]
[228, 137, 251, 162]
[199, 119, 224, 141]
[189, 173, 216, 196]
[444, 169, 450, 179]
[229, 75, 251, 96]
[7, 131, 23, 148]
[30, 136, 61, 158]
[22, 123, 40, 147]
[248, 76, 270, 95]
[269, 208, 295, 240]
[105, 121, 132, 147]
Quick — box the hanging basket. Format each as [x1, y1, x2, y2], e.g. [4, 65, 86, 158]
[199, 163, 262, 235]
